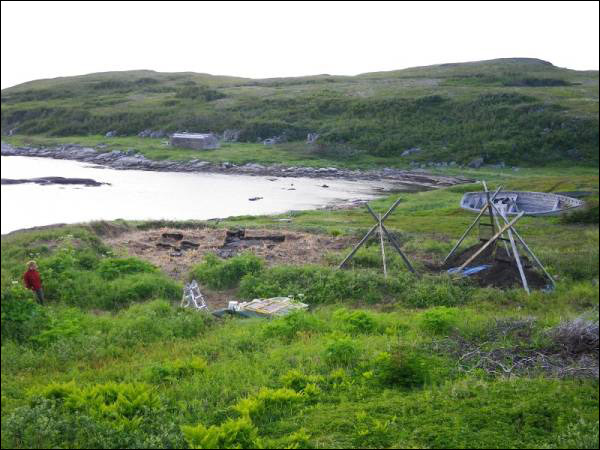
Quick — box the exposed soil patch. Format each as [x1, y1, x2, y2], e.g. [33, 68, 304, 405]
[105, 227, 352, 280]
[439, 243, 550, 289]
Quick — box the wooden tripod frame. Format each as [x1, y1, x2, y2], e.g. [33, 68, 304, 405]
[339, 199, 417, 276]
[444, 182, 555, 294]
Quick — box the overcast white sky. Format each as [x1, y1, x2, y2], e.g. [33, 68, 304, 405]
[1, 1, 598, 89]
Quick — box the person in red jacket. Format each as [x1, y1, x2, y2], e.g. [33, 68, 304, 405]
[23, 260, 44, 305]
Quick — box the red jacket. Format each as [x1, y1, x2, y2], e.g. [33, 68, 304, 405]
[24, 269, 42, 291]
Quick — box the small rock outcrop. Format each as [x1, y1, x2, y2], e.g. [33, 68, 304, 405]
[401, 147, 421, 157]
[468, 157, 485, 168]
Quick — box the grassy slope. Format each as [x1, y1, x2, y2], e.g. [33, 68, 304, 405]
[1, 169, 598, 449]
[2, 58, 598, 166]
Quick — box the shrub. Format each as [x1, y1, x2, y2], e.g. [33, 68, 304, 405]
[97, 257, 156, 280]
[262, 311, 327, 341]
[102, 273, 181, 310]
[560, 201, 599, 225]
[107, 300, 211, 346]
[148, 357, 208, 384]
[1, 285, 48, 342]
[540, 419, 600, 449]
[333, 308, 380, 334]
[404, 277, 472, 308]
[233, 387, 304, 426]
[280, 369, 326, 393]
[190, 252, 264, 290]
[240, 264, 408, 304]
[182, 417, 261, 449]
[419, 307, 460, 335]
[30, 308, 84, 346]
[370, 349, 430, 389]
[353, 410, 397, 448]
[323, 336, 361, 367]
[29, 381, 161, 431]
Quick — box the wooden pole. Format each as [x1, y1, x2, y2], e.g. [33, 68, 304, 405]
[498, 207, 530, 294]
[338, 223, 378, 269]
[455, 212, 524, 273]
[482, 181, 497, 236]
[378, 213, 387, 278]
[381, 224, 417, 274]
[482, 181, 511, 258]
[443, 186, 503, 265]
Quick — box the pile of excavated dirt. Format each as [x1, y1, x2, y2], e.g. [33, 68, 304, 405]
[105, 227, 352, 280]
[440, 243, 549, 289]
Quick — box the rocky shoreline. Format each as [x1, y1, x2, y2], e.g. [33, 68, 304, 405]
[1, 176, 109, 187]
[1, 142, 473, 189]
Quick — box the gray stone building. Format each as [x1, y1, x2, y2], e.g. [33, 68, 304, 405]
[169, 133, 220, 150]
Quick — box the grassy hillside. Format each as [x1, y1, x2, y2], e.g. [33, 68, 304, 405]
[2, 58, 598, 166]
[1, 169, 598, 449]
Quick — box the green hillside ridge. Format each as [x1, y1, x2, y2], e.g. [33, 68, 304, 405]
[2, 58, 598, 166]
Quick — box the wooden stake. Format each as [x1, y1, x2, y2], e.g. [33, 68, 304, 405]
[378, 213, 387, 278]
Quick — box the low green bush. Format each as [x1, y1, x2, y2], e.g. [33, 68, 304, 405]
[262, 311, 328, 341]
[240, 264, 409, 304]
[560, 201, 599, 225]
[102, 273, 181, 310]
[1, 381, 184, 449]
[419, 307, 460, 335]
[190, 252, 264, 290]
[333, 308, 381, 334]
[106, 300, 211, 347]
[1, 285, 48, 342]
[369, 349, 430, 389]
[148, 357, 207, 384]
[404, 277, 473, 308]
[324, 336, 361, 367]
[280, 369, 326, 393]
[233, 387, 304, 426]
[182, 417, 261, 449]
[97, 257, 157, 280]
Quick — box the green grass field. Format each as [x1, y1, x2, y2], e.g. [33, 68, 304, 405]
[1, 167, 598, 449]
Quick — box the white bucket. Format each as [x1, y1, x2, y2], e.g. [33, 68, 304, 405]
[228, 301, 239, 311]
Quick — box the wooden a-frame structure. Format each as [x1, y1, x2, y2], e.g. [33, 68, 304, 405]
[339, 198, 417, 277]
[443, 181, 555, 294]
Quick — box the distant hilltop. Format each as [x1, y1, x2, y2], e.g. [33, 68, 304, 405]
[1, 58, 598, 167]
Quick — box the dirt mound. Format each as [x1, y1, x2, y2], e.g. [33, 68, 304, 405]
[105, 227, 352, 280]
[441, 243, 550, 290]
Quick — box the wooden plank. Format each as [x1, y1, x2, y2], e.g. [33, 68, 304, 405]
[455, 212, 525, 273]
[443, 186, 503, 265]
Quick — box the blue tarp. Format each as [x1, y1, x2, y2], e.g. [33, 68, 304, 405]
[447, 264, 492, 276]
